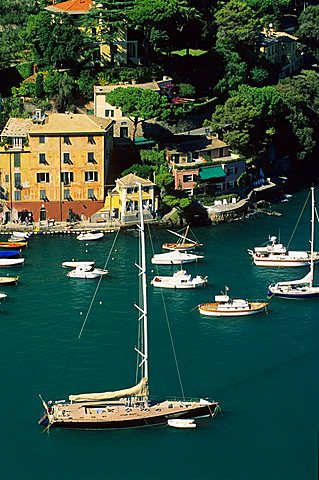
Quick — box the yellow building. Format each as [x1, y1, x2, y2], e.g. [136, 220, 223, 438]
[93, 173, 157, 224]
[45, 0, 138, 65]
[259, 28, 304, 78]
[0, 111, 114, 222]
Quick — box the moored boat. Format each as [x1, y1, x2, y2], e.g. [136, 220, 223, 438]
[0, 276, 19, 285]
[76, 231, 104, 241]
[268, 187, 319, 299]
[0, 249, 21, 258]
[167, 418, 197, 428]
[151, 249, 204, 265]
[0, 258, 25, 267]
[67, 265, 108, 279]
[198, 287, 268, 317]
[162, 225, 202, 251]
[0, 241, 27, 249]
[151, 270, 207, 289]
[62, 261, 95, 268]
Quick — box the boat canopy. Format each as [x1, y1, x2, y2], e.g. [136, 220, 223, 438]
[276, 271, 312, 287]
[69, 377, 149, 403]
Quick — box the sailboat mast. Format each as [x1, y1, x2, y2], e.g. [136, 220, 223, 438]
[310, 187, 315, 284]
[138, 184, 148, 381]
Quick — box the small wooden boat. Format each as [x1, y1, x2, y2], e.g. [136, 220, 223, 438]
[167, 419, 197, 428]
[151, 270, 208, 289]
[162, 225, 202, 251]
[198, 287, 268, 317]
[62, 261, 95, 268]
[0, 276, 19, 285]
[0, 258, 25, 267]
[76, 231, 104, 241]
[0, 241, 27, 249]
[0, 249, 21, 258]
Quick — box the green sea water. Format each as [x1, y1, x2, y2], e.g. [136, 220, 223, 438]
[0, 189, 318, 479]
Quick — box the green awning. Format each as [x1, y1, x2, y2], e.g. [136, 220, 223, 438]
[199, 165, 226, 180]
[134, 137, 156, 146]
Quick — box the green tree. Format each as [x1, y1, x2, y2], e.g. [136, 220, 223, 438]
[206, 85, 283, 160]
[106, 87, 171, 139]
[22, 12, 85, 68]
[83, 0, 134, 64]
[129, 0, 197, 62]
[297, 5, 319, 58]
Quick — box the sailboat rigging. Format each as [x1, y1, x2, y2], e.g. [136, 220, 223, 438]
[268, 187, 319, 299]
[162, 225, 202, 251]
[38, 184, 219, 430]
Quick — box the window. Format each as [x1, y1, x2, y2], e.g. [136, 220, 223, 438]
[88, 135, 95, 144]
[39, 136, 45, 144]
[63, 152, 71, 164]
[171, 154, 180, 163]
[5, 175, 9, 183]
[227, 166, 238, 175]
[39, 153, 47, 164]
[14, 173, 21, 187]
[40, 190, 47, 200]
[192, 152, 199, 160]
[14, 191, 21, 201]
[127, 42, 136, 58]
[61, 172, 74, 184]
[227, 181, 235, 189]
[14, 153, 20, 167]
[63, 136, 71, 145]
[183, 174, 193, 183]
[37, 173, 49, 183]
[120, 127, 128, 138]
[85, 171, 98, 182]
[87, 152, 96, 163]
[64, 189, 71, 200]
[142, 186, 149, 193]
[88, 188, 95, 199]
[105, 109, 115, 118]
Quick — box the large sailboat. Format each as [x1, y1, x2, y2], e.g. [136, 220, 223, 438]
[38, 186, 219, 430]
[268, 187, 319, 299]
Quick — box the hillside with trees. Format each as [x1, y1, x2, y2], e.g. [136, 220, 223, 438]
[1, 0, 319, 216]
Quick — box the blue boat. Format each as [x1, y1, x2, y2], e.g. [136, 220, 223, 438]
[0, 249, 21, 258]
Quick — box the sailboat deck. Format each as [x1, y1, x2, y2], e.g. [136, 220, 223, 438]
[49, 399, 217, 425]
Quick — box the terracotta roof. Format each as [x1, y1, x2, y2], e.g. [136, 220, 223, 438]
[28, 113, 114, 135]
[46, 0, 92, 14]
[116, 173, 154, 187]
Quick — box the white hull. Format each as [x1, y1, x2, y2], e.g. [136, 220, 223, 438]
[67, 267, 108, 279]
[253, 254, 316, 267]
[198, 306, 267, 317]
[76, 232, 104, 241]
[62, 261, 95, 268]
[151, 251, 203, 265]
[151, 272, 207, 289]
[0, 258, 24, 267]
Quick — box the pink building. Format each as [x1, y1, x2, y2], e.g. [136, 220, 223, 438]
[167, 136, 246, 195]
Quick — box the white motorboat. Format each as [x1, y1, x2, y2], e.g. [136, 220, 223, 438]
[167, 419, 197, 428]
[151, 249, 204, 265]
[268, 187, 319, 299]
[76, 231, 104, 241]
[248, 234, 316, 267]
[12, 231, 31, 239]
[67, 265, 108, 279]
[62, 261, 95, 269]
[151, 270, 207, 289]
[0, 292, 8, 300]
[198, 287, 268, 317]
[0, 258, 25, 267]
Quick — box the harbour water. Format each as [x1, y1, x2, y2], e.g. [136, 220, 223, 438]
[0, 188, 318, 479]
